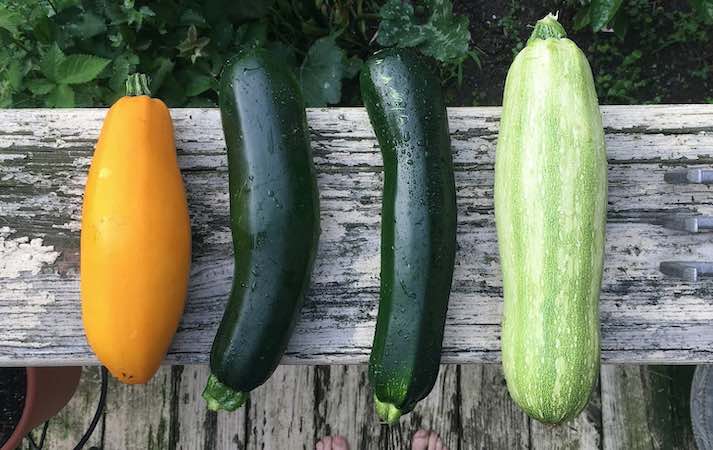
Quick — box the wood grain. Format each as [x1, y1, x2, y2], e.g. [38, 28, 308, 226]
[1, 106, 712, 365]
[102, 366, 172, 450]
[601, 365, 697, 450]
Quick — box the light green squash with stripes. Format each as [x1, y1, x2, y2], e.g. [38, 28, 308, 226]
[494, 13, 608, 424]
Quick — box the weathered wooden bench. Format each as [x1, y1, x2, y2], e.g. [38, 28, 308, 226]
[1, 105, 712, 367]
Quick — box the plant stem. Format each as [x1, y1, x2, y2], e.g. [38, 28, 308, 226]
[46, 0, 58, 14]
[11, 38, 31, 54]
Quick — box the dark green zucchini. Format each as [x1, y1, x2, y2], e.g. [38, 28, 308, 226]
[202, 49, 320, 411]
[361, 49, 457, 424]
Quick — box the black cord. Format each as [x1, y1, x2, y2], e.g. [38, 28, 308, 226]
[72, 367, 108, 450]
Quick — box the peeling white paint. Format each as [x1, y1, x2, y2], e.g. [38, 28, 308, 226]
[72, 156, 93, 168]
[203, 229, 232, 245]
[0, 233, 60, 279]
[0, 153, 27, 161]
[52, 221, 82, 232]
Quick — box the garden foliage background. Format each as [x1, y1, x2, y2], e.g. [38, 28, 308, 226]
[0, 0, 712, 109]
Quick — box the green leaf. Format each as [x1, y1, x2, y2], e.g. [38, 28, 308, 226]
[612, 9, 629, 39]
[572, 5, 592, 31]
[109, 53, 140, 94]
[185, 74, 215, 96]
[235, 20, 267, 50]
[377, 0, 472, 64]
[689, 0, 713, 22]
[177, 25, 210, 63]
[6, 61, 23, 91]
[40, 44, 66, 82]
[377, 1, 425, 48]
[32, 16, 55, 44]
[26, 79, 56, 95]
[0, 5, 21, 36]
[46, 84, 75, 107]
[66, 12, 106, 39]
[56, 55, 110, 85]
[422, 12, 470, 63]
[590, 0, 624, 31]
[300, 36, 345, 107]
[151, 57, 175, 93]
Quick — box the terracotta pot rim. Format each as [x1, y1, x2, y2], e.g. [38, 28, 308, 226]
[1, 367, 35, 450]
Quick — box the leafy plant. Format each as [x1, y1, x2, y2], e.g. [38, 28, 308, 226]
[377, 0, 476, 65]
[572, 0, 713, 34]
[0, 0, 475, 109]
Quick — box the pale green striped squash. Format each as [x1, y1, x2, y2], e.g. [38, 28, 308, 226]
[494, 13, 608, 424]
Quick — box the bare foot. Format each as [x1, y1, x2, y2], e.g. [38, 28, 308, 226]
[315, 435, 349, 450]
[411, 429, 447, 450]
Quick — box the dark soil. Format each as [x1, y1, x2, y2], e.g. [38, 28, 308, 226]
[449, 0, 713, 106]
[0, 368, 26, 447]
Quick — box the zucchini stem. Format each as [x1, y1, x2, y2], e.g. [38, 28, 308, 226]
[126, 73, 152, 97]
[528, 13, 567, 44]
[202, 374, 248, 411]
[374, 395, 402, 425]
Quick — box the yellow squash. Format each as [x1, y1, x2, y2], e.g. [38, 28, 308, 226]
[81, 74, 191, 384]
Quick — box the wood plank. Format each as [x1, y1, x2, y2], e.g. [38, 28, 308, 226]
[528, 380, 602, 450]
[102, 366, 172, 450]
[1, 106, 712, 365]
[312, 364, 460, 450]
[245, 365, 315, 450]
[601, 365, 697, 450]
[170, 365, 247, 450]
[459, 364, 530, 449]
[312, 365, 377, 449]
[25, 367, 103, 450]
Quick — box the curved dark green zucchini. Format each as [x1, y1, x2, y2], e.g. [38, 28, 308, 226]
[202, 49, 320, 411]
[361, 48, 457, 424]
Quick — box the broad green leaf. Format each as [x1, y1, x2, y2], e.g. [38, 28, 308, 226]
[612, 9, 630, 39]
[56, 55, 110, 84]
[590, 0, 624, 31]
[46, 84, 75, 107]
[185, 74, 215, 97]
[40, 44, 66, 82]
[33, 16, 56, 45]
[151, 57, 175, 93]
[572, 5, 592, 31]
[109, 53, 139, 94]
[0, 5, 21, 35]
[26, 79, 56, 95]
[66, 12, 106, 39]
[422, 13, 470, 63]
[377, 0, 425, 48]
[300, 36, 345, 107]
[377, 0, 472, 64]
[235, 20, 267, 50]
[689, 0, 713, 22]
[6, 61, 23, 91]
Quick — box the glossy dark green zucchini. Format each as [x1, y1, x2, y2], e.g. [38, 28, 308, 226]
[361, 48, 457, 424]
[202, 49, 320, 411]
